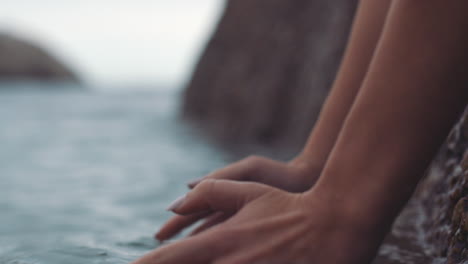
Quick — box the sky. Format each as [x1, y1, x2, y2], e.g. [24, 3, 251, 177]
[0, 0, 224, 89]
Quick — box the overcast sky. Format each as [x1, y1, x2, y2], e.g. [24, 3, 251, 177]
[0, 0, 224, 89]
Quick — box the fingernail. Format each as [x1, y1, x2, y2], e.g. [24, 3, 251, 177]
[187, 177, 204, 188]
[166, 194, 187, 212]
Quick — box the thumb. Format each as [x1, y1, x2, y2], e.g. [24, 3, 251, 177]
[168, 180, 271, 215]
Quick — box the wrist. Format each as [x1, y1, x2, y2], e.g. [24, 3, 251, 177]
[302, 112, 429, 229]
[304, 161, 416, 234]
[288, 154, 325, 186]
[289, 153, 325, 176]
[298, 186, 393, 245]
[303, 185, 395, 238]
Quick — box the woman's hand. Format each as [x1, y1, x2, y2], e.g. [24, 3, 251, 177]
[135, 180, 385, 264]
[155, 155, 321, 241]
[188, 155, 319, 192]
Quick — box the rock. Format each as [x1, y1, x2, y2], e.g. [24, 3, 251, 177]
[0, 33, 79, 82]
[182, 0, 358, 152]
[182, 0, 468, 262]
[415, 107, 468, 263]
[373, 108, 468, 264]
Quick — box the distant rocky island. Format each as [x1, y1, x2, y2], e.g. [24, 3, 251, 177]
[0, 33, 78, 82]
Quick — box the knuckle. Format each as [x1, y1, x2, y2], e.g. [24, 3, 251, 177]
[196, 179, 217, 196]
[244, 155, 263, 165]
[243, 155, 267, 171]
[242, 156, 271, 181]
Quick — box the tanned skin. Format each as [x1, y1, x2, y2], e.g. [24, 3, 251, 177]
[133, 0, 468, 263]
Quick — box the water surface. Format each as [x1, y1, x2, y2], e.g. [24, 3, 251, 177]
[0, 84, 228, 263]
[0, 83, 438, 264]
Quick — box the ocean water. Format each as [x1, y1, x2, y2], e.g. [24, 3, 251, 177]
[0, 82, 441, 264]
[0, 83, 229, 264]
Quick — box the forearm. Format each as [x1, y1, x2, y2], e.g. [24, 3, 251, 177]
[296, 0, 392, 170]
[311, 0, 468, 227]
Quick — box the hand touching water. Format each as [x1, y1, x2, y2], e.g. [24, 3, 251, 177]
[134, 180, 385, 264]
[135, 0, 468, 261]
[155, 155, 321, 241]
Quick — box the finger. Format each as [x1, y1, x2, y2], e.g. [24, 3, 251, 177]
[187, 156, 268, 189]
[170, 180, 272, 215]
[190, 212, 229, 236]
[132, 231, 220, 264]
[155, 211, 212, 242]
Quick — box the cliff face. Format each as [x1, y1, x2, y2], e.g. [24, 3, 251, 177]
[0, 34, 78, 82]
[183, 0, 358, 152]
[183, 1, 468, 262]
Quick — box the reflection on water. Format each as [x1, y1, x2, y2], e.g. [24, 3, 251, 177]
[0, 83, 437, 264]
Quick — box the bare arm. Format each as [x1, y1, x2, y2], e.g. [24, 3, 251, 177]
[296, 0, 392, 172]
[187, 0, 394, 190]
[155, 0, 393, 241]
[134, 1, 468, 264]
[311, 0, 468, 228]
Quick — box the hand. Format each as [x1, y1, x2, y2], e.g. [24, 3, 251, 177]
[156, 155, 321, 241]
[188, 156, 319, 192]
[135, 180, 386, 264]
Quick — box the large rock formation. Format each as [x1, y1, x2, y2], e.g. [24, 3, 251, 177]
[0, 33, 78, 82]
[417, 108, 468, 263]
[371, 108, 468, 264]
[183, 0, 358, 152]
[183, 0, 468, 263]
